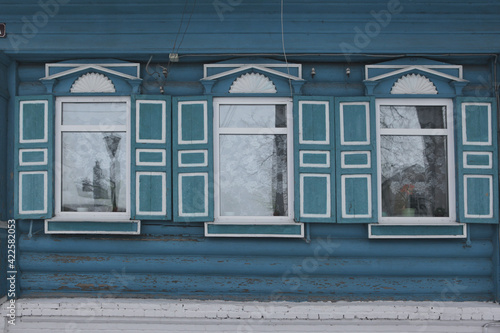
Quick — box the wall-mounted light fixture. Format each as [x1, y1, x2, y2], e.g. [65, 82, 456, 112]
[346, 67, 351, 78]
[311, 67, 316, 78]
[0, 23, 6, 38]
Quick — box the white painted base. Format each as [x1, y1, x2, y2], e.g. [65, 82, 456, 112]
[1, 298, 500, 333]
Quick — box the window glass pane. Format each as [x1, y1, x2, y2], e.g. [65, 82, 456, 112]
[380, 105, 446, 129]
[61, 132, 126, 212]
[62, 102, 127, 126]
[220, 105, 287, 128]
[380, 135, 449, 217]
[219, 134, 288, 216]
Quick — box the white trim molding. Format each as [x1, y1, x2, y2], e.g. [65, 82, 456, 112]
[213, 97, 295, 224]
[299, 151, 330, 168]
[136, 172, 167, 216]
[463, 152, 493, 169]
[178, 101, 208, 145]
[19, 171, 48, 215]
[462, 102, 492, 146]
[376, 98, 456, 224]
[300, 173, 331, 218]
[178, 150, 208, 168]
[203, 63, 303, 81]
[365, 64, 465, 82]
[54, 96, 131, 221]
[43, 63, 141, 81]
[136, 100, 167, 144]
[341, 174, 372, 219]
[464, 175, 493, 219]
[298, 100, 330, 145]
[341, 151, 371, 169]
[20, 100, 48, 144]
[339, 102, 370, 146]
[136, 149, 166, 167]
[19, 148, 48, 166]
[178, 173, 209, 217]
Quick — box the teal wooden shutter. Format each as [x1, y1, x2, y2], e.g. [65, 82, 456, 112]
[335, 97, 377, 223]
[173, 96, 213, 222]
[293, 96, 335, 222]
[131, 95, 171, 220]
[14, 96, 53, 219]
[456, 97, 498, 223]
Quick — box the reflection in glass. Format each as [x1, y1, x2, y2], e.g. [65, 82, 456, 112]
[380, 106, 446, 129]
[380, 135, 448, 217]
[219, 135, 287, 216]
[62, 102, 127, 126]
[220, 105, 287, 128]
[61, 132, 126, 212]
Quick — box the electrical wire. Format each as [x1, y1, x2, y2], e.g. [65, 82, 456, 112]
[281, 0, 293, 97]
[171, 0, 190, 56]
[165, 0, 197, 81]
[175, 0, 197, 55]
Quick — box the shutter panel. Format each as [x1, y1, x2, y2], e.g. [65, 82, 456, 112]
[335, 97, 377, 223]
[456, 97, 498, 223]
[131, 95, 171, 220]
[173, 96, 213, 222]
[293, 96, 335, 222]
[15, 96, 53, 219]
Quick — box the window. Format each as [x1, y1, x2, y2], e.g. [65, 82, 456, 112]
[214, 98, 294, 223]
[55, 97, 131, 220]
[377, 99, 455, 223]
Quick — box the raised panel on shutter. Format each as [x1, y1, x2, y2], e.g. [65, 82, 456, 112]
[131, 95, 171, 220]
[456, 97, 498, 223]
[335, 97, 377, 223]
[173, 96, 213, 222]
[293, 96, 335, 223]
[15, 96, 53, 219]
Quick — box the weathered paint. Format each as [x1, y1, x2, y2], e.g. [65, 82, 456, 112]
[7, 57, 499, 301]
[0, 0, 499, 303]
[1, 1, 500, 56]
[16, 222, 498, 301]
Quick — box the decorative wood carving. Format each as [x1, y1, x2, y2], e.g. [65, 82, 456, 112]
[71, 72, 116, 93]
[391, 73, 438, 95]
[229, 73, 277, 93]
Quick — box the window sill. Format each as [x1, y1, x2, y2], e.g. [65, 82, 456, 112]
[45, 219, 140, 235]
[368, 223, 466, 239]
[205, 222, 304, 238]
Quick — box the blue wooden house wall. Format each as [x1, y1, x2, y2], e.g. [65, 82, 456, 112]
[0, 0, 500, 301]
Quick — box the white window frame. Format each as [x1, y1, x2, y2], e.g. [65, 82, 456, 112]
[376, 98, 456, 224]
[214, 97, 294, 224]
[54, 96, 131, 221]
